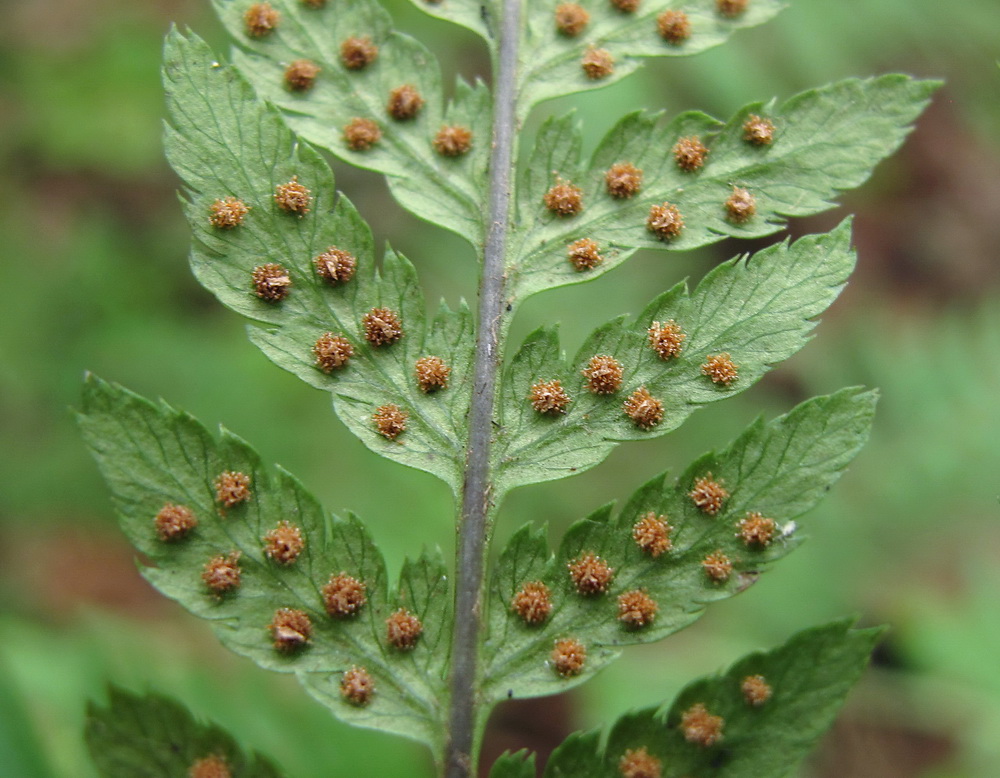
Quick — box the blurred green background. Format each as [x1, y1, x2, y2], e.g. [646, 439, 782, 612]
[1, 0, 998, 775]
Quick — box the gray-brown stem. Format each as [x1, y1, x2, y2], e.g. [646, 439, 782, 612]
[444, 1, 520, 776]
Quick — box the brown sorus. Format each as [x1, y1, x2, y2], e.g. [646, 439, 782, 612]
[529, 380, 571, 415]
[567, 238, 603, 272]
[582, 354, 623, 394]
[647, 319, 685, 360]
[244, 3, 279, 37]
[680, 703, 725, 746]
[313, 247, 357, 284]
[618, 746, 662, 778]
[322, 573, 367, 617]
[646, 202, 684, 240]
[702, 550, 733, 582]
[554, 3, 589, 36]
[252, 263, 291, 302]
[567, 551, 615, 595]
[673, 136, 708, 172]
[209, 197, 250, 228]
[386, 608, 423, 650]
[582, 47, 615, 80]
[189, 755, 232, 778]
[340, 666, 375, 705]
[610, 0, 641, 11]
[738, 512, 777, 547]
[433, 125, 473, 157]
[551, 638, 586, 677]
[269, 607, 312, 652]
[741, 674, 773, 706]
[632, 512, 672, 557]
[314, 333, 354, 373]
[414, 356, 451, 392]
[717, 0, 749, 18]
[387, 84, 424, 120]
[214, 470, 251, 507]
[544, 181, 584, 215]
[344, 117, 381, 151]
[362, 307, 404, 346]
[373, 404, 407, 440]
[263, 520, 305, 565]
[340, 36, 378, 70]
[702, 352, 739, 385]
[154, 503, 197, 542]
[274, 176, 311, 215]
[202, 552, 242, 594]
[300, 0, 325, 7]
[689, 473, 728, 515]
[284, 59, 320, 91]
[657, 10, 691, 44]
[743, 114, 775, 146]
[623, 386, 664, 429]
[725, 187, 756, 223]
[617, 589, 658, 629]
[605, 162, 643, 198]
[511, 581, 553, 625]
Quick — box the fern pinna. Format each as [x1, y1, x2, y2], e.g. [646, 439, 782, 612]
[79, 0, 937, 775]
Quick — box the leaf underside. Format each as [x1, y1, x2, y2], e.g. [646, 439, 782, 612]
[484, 388, 876, 703]
[540, 619, 882, 777]
[78, 375, 449, 753]
[86, 686, 282, 778]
